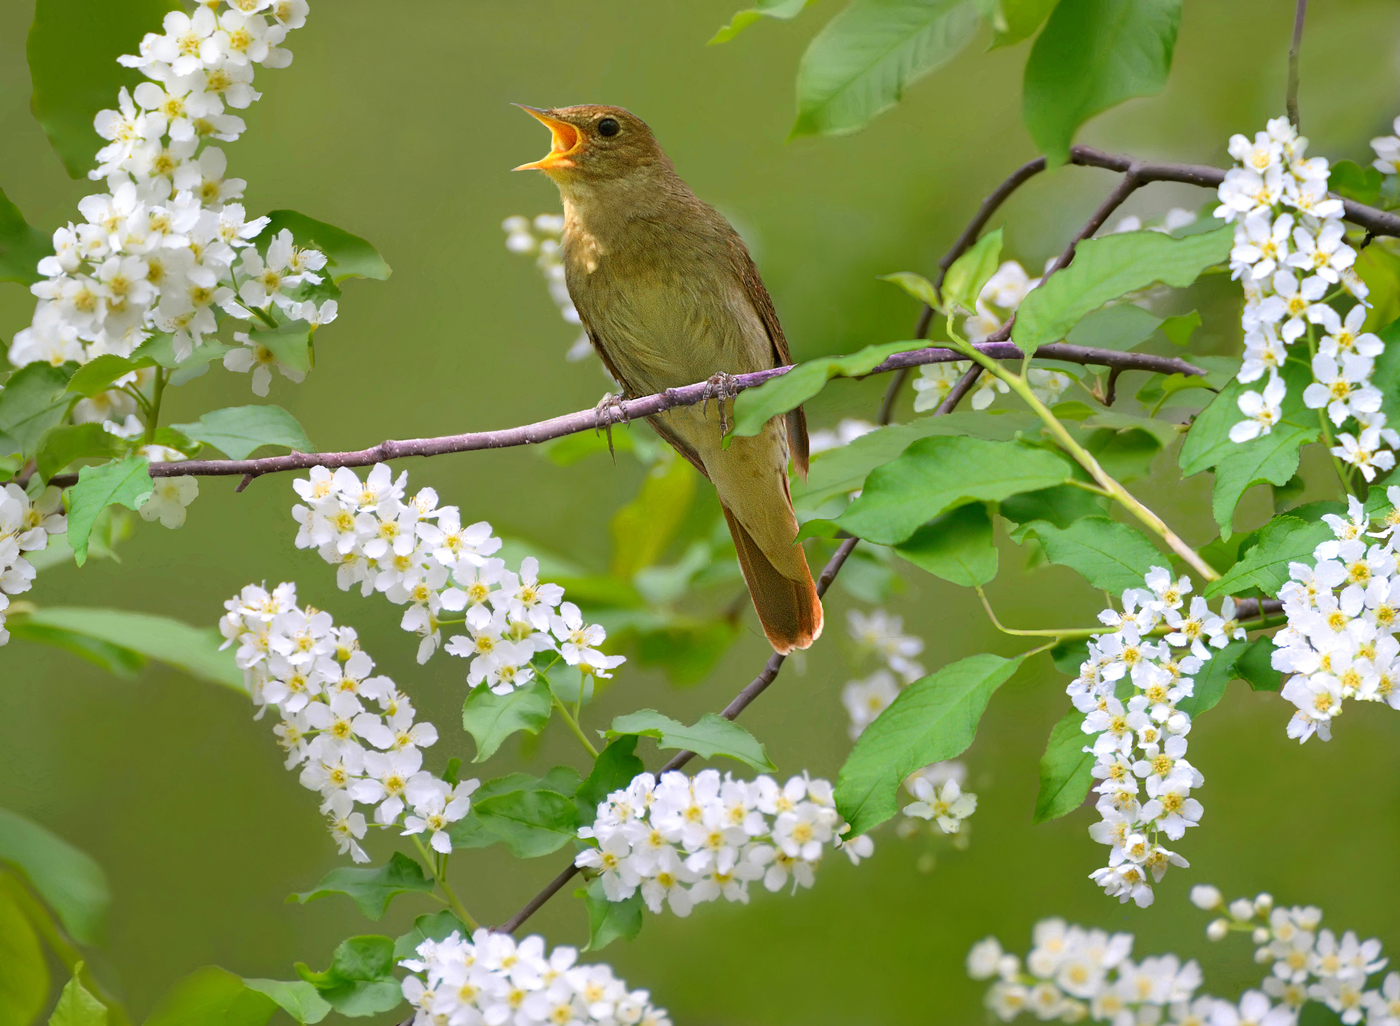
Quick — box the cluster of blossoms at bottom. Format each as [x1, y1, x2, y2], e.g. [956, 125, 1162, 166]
[218, 581, 477, 862]
[969, 886, 1395, 1026]
[0, 485, 67, 647]
[401, 929, 670, 1026]
[502, 213, 593, 363]
[1070, 567, 1246, 907]
[1271, 493, 1400, 742]
[574, 769, 871, 917]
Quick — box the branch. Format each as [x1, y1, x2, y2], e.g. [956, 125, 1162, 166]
[1287, 0, 1308, 129]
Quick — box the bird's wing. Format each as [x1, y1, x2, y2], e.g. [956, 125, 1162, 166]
[731, 238, 809, 479]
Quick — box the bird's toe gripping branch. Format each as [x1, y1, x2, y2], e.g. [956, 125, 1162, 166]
[701, 372, 741, 438]
[593, 392, 630, 458]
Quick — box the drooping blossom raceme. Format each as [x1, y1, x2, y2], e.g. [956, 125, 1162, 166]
[400, 929, 671, 1026]
[1190, 885, 1392, 1026]
[290, 463, 625, 684]
[1216, 117, 1389, 478]
[1069, 567, 1246, 907]
[9, 1, 333, 415]
[574, 769, 872, 917]
[0, 485, 67, 647]
[503, 214, 592, 362]
[218, 581, 478, 863]
[841, 607, 925, 738]
[1270, 493, 1400, 743]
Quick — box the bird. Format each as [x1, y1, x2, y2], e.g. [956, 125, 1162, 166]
[514, 103, 822, 654]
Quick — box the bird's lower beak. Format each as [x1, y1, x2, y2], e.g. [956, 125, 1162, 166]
[513, 105, 583, 171]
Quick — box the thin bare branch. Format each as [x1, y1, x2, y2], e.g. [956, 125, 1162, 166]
[1287, 0, 1308, 129]
[1047, 166, 1143, 275]
[934, 364, 983, 415]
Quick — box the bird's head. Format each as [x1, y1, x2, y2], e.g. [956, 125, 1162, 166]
[513, 104, 669, 186]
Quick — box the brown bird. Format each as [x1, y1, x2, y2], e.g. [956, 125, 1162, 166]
[514, 103, 822, 654]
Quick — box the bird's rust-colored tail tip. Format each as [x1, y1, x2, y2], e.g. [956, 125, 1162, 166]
[720, 504, 824, 655]
[766, 590, 824, 655]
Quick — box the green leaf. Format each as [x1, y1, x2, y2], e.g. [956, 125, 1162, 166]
[879, 271, 942, 309]
[986, 0, 1061, 47]
[252, 320, 314, 375]
[393, 911, 468, 960]
[835, 652, 1025, 834]
[0, 186, 50, 286]
[27, 0, 182, 179]
[64, 355, 148, 398]
[4, 617, 146, 677]
[16, 607, 243, 690]
[893, 502, 998, 586]
[0, 363, 73, 457]
[262, 211, 391, 283]
[1328, 160, 1384, 206]
[1175, 638, 1249, 718]
[1369, 317, 1400, 426]
[1160, 310, 1201, 346]
[1015, 516, 1159, 591]
[607, 710, 777, 771]
[462, 678, 552, 763]
[633, 618, 741, 685]
[1204, 515, 1334, 598]
[291, 852, 434, 921]
[1079, 426, 1162, 485]
[0, 808, 109, 946]
[295, 936, 401, 1018]
[576, 737, 645, 827]
[1236, 636, 1282, 692]
[65, 456, 152, 565]
[143, 968, 278, 1026]
[580, 877, 643, 951]
[0, 884, 48, 1026]
[1063, 303, 1162, 352]
[1051, 637, 1089, 676]
[240, 981, 331, 1025]
[610, 456, 697, 578]
[48, 966, 107, 1026]
[1033, 707, 1093, 824]
[731, 339, 927, 439]
[36, 424, 124, 481]
[831, 435, 1070, 545]
[792, 0, 981, 137]
[942, 229, 1004, 314]
[172, 405, 314, 462]
[1012, 227, 1230, 347]
[998, 483, 1102, 528]
[1180, 360, 1312, 477]
[710, 0, 817, 43]
[448, 768, 582, 858]
[1022, 0, 1182, 166]
[1211, 423, 1318, 534]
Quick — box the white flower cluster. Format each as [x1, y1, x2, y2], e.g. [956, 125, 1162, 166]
[1271, 493, 1400, 742]
[1372, 117, 1400, 176]
[1216, 118, 1391, 480]
[400, 929, 670, 1026]
[1070, 567, 1246, 907]
[1192, 885, 1394, 1026]
[218, 581, 478, 863]
[899, 761, 977, 836]
[10, 1, 333, 405]
[503, 214, 592, 362]
[290, 463, 625, 683]
[840, 607, 926, 738]
[0, 486, 67, 647]
[575, 769, 872, 917]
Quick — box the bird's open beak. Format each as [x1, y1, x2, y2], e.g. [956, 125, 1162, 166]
[513, 105, 584, 171]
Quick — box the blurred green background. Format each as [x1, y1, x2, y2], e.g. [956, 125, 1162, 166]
[3, 1, 1400, 1022]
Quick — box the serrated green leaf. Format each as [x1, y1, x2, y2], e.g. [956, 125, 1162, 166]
[262, 210, 391, 283]
[893, 502, 998, 586]
[1160, 310, 1201, 346]
[942, 229, 1003, 314]
[576, 737, 645, 827]
[1328, 160, 1384, 206]
[0, 808, 108, 946]
[252, 320, 314, 375]
[36, 423, 124, 481]
[1022, 0, 1181, 166]
[64, 355, 149, 398]
[1063, 303, 1162, 352]
[144, 968, 278, 1026]
[835, 653, 1025, 834]
[241, 981, 331, 1025]
[1204, 515, 1334, 598]
[0, 362, 73, 457]
[581, 877, 643, 951]
[1033, 707, 1093, 824]
[834, 435, 1070, 545]
[393, 911, 468, 960]
[731, 339, 927, 439]
[1211, 423, 1318, 534]
[709, 0, 817, 43]
[1236, 636, 1282, 692]
[173, 405, 314, 461]
[1016, 516, 1159, 591]
[607, 710, 776, 771]
[462, 678, 552, 763]
[448, 768, 582, 858]
[0, 883, 48, 1026]
[1175, 638, 1249, 718]
[1180, 359, 1313, 478]
[1012, 227, 1230, 347]
[291, 852, 434, 921]
[0, 186, 50, 286]
[295, 936, 401, 1018]
[65, 456, 152, 565]
[792, 0, 981, 137]
[48, 966, 107, 1026]
[998, 483, 1102, 528]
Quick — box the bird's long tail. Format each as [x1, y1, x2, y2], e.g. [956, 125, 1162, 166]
[719, 503, 822, 654]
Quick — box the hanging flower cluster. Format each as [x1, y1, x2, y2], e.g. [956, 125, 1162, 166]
[1271, 492, 1400, 742]
[1069, 567, 1246, 907]
[0, 485, 67, 647]
[291, 463, 625, 684]
[218, 581, 477, 863]
[400, 929, 671, 1026]
[502, 214, 593, 362]
[1216, 117, 1391, 479]
[574, 769, 872, 918]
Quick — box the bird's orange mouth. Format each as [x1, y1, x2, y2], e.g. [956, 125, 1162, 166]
[513, 106, 583, 171]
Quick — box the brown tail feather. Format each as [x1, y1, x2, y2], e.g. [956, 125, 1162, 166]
[720, 503, 823, 654]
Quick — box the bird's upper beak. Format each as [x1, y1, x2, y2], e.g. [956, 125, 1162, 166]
[513, 105, 584, 171]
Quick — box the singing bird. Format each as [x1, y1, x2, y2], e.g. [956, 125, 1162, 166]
[514, 104, 822, 654]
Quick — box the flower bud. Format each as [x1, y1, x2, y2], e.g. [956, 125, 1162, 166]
[1190, 884, 1223, 910]
[1252, 927, 1269, 944]
[1229, 898, 1256, 921]
[1207, 918, 1230, 941]
[1254, 893, 1274, 914]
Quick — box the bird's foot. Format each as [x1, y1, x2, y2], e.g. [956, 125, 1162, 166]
[593, 392, 630, 459]
[701, 372, 741, 437]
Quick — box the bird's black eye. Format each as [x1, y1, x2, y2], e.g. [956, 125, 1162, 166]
[597, 117, 621, 138]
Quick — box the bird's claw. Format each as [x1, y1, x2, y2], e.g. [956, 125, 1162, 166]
[701, 372, 741, 437]
[594, 392, 629, 460]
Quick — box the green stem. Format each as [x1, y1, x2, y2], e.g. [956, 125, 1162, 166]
[1303, 324, 1354, 497]
[409, 836, 478, 930]
[976, 586, 1103, 639]
[252, 304, 279, 330]
[142, 368, 167, 445]
[552, 693, 599, 758]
